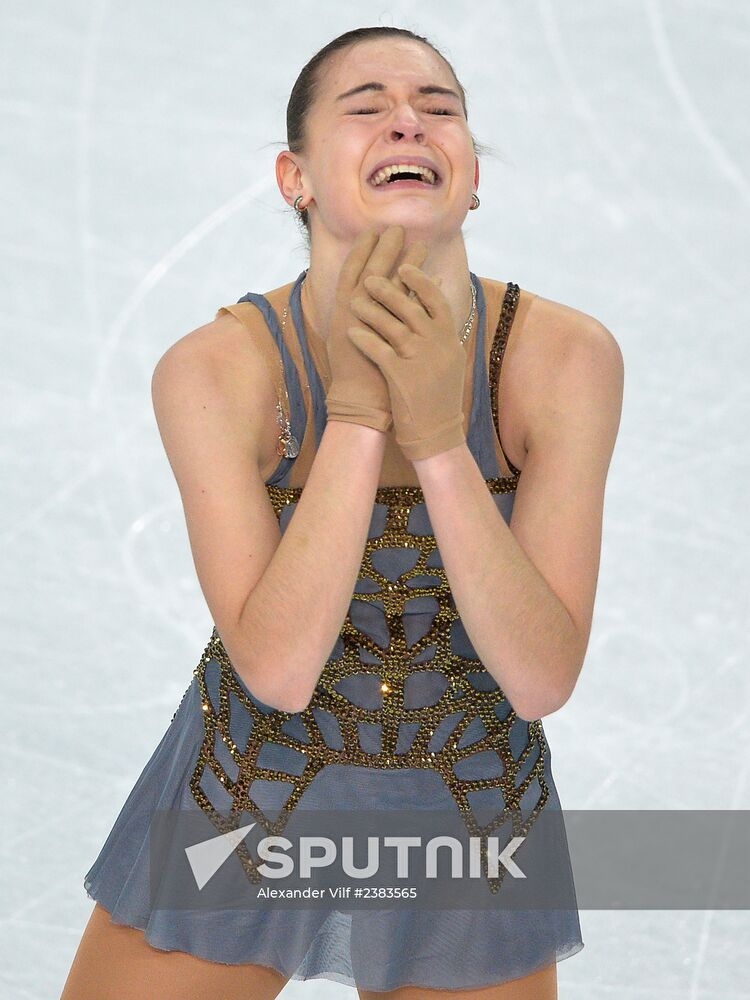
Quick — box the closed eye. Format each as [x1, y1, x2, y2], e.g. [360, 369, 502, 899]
[352, 107, 454, 116]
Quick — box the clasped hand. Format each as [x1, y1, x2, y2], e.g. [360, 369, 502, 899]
[347, 260, 469, 462]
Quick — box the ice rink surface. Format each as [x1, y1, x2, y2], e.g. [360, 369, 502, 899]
[2, 1, 749, 996]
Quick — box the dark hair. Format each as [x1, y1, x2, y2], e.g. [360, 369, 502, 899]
[285, 26, 493, 250]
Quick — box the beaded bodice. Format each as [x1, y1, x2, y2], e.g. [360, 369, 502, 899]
[186, 273, 551, 892]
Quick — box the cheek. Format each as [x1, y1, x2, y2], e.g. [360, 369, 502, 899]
[450, 146, 478, 187]
[320, 149, 371, 194]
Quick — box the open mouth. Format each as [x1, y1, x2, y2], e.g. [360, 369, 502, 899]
[368, 166, 441, 189]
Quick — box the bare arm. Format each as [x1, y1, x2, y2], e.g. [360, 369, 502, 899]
[235, 419, 386, 713]
[412, 310, 624, 722]
[151, 319, 386, 715]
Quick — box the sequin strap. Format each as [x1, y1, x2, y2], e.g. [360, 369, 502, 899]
[489, 282, 523, 478]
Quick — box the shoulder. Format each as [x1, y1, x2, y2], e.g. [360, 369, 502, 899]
[481, 278, 623, 459]
[152, 310, 275, 403]
[520, 291, 623, 376]
[150, 309, 280, 468]
[516, 289, 624, 454]
[523, 290, 623, 390]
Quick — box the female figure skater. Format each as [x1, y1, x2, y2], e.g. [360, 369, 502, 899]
[61, 25, 623, 1000]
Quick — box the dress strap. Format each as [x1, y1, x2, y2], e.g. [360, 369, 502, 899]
[288, 270, 328, 450]
[233, 290, 308, 487]
[489, 282, 523, 477]
[466, 272, 504, 479]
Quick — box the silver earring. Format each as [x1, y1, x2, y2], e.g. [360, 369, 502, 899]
[470, 193, 480, 210]
[293, 195, 306, 212]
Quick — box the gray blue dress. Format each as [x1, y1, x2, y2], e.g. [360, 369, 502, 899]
[83, 270, 584, 991]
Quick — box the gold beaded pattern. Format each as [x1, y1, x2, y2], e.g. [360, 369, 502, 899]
[489, 282, 523, 477]
[187, 282, 546, 894]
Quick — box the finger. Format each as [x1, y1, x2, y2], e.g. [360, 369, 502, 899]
[359, 277, 430, 351]
[402, 239, 428, 268]
[360, 224, 406, 282]
[351, 292, 413, 353]
[337, 228, 380, 297]
[347, 324, 395, 369]
[392, 239, 428, 297]
[396, 263, 444, 319]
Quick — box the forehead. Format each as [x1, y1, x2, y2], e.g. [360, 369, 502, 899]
[320, 39, 454, 96]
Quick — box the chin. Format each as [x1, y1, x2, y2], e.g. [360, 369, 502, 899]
[373, 212, 439, 227]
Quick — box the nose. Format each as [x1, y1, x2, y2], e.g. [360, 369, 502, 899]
[388, 106, 425, 143]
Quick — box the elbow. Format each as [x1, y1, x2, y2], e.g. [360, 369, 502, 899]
[247, 675, 312, 716]
[511, 677, 577, 724]
[243, 675, 309, 715]
[277, 679, 317, 714]
[260, 651, 330, 715]
[226, 639, 311, 715]
[243, 686, 306, 716]
[514, 643, 584, 722]
[262, 663, 317, 715]
[510, 701, 543, 724]
[273, 693, 311, 715]
[512, 694, 564, 723]
[229, 661, 300, 715]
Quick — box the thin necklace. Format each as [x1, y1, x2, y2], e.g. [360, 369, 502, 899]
[274, 276, 477, 459]
[458, 277, 477, 344]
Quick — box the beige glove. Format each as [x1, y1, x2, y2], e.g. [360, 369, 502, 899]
[325, 226, 427, 433]
[347, 264, 468, 462]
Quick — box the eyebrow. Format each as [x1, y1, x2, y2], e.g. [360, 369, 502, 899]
[335, 81, 462, 103]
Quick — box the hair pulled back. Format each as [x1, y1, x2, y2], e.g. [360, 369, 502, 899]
[285, 26, 484, 250]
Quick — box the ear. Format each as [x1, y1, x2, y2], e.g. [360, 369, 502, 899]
[474, 157, 480, 190]
[276, 150, 307, 207]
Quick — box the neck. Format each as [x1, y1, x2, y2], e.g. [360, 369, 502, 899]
[300, 227, 475, 344]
